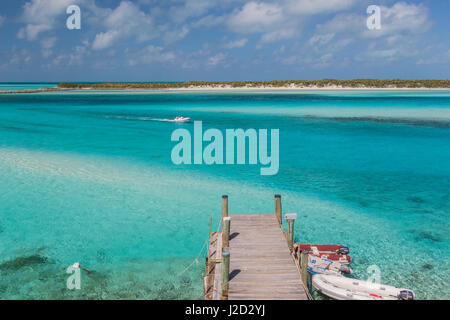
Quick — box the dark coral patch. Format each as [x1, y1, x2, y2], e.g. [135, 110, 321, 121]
[422, 264, 433, 270]
[407, 196, 425, 204]
[409, 229, 442, 242]
[0, 255, 49, 272]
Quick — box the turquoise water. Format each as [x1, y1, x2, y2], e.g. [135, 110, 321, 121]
[0, 83, 57, 91]
[0, 89, 449, 299]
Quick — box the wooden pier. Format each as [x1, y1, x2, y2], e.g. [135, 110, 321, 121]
[203, 195, 310, 300]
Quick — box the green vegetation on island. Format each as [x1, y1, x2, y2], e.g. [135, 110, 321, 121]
[58, 79, 450, 89]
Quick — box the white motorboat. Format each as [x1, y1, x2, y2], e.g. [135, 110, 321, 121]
[312, 273, 415, 300]
[172, 116, 190, 122]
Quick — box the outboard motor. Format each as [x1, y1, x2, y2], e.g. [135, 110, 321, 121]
[337, 246, 350, 255]
[293, 245, 299, 259]
[339, 265, 353, 274]
[398, 290, 415, 300]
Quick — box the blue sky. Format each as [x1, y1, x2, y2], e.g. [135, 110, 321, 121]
[0, 0, 449, 82]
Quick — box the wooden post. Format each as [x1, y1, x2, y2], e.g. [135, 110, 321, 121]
[301, 250, 310, 294]
[222, 195, 228, 218]
[275, 194, 282, 225]
[221, 251, 230, 299]
[202, 272, 205, 297]
[222, 217, 231, 249]
[209, 216, 212, 239]
[284, 213, 297, 251]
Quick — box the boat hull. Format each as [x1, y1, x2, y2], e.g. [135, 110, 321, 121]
[295, 243, 352, 264]
[312, 274, 415, 300]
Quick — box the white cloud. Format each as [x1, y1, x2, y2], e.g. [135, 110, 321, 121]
[207, 53, 227, 66]
[41, 37, 57, 58]
[284, 0, 356, 15]
[308, 13, 361, 53]
[18, 24, 52, 41]
[92, 30, 120, 51]
[227, 2, 284, 34]
[315, 53, 333, 68]
[279, 51, 333, 69]
[127, 45, 176, 66]
[307, 1, 432, 64]
[362, 2, 431, 38]
[169, 0, 215, 23]
[180, 46, 211, 69]
[367, 49, 398, 59]
[0, 15, 5, 27]
[416, 49, 450, 65]
[191, 14, 226, 28]
[161, 25, 190, 44]
[309, 33, 335, 46]
[330, 38, 353, 51]
[226, 0, 357, 44]
[93, 1, 155, 50]
[315, 13, 364, 34]
[313, 2, 430, 40]
[69, 43, 90, 66]
[6, 49, 32, 66]
[226, 1, 300, 45]
[261, 29, 297, 44]
[18, 0, 75, 40]
[224, 38, 248, 49]
[10, 0, 439, 73]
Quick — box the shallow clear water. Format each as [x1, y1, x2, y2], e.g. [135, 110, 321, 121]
[0, 83, 57, 91]
[0, 89, 449, 299]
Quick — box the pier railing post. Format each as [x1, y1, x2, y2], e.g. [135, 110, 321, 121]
[284, 213, 297, 251]
[222, 195, 229, 219]
[221, 251, 230, 300]
[222, 217, 231, 249]
[301, 250, 311, 294]
[209, 216, 212, 239]
[275, 194, 282, 225]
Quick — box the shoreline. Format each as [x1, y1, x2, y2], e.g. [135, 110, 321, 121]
[163, 86, 450, 91]
[1, 85, 450, 94]
[0, 87, 74, 94]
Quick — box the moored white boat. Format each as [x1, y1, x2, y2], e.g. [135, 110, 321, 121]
[312, 274, 415, 300]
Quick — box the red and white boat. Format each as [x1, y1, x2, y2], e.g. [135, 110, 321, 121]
[294, 243, 352, 264]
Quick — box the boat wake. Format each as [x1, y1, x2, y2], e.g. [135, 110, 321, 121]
[106, 115, 191, 123]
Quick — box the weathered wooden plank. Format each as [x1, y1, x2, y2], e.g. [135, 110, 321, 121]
[230, 258, 293, 262]
[229, 285, 304, 291]
[230, 293, 308, 300]
[229, 245, 288, 249]
[229, 272, 300, 277]
[229, 287, 304, 293]
[225, 213, 307, 300]
[213, 259, 222, 300]
[229, 234, 285, 238]
[231, 214, 275, 218]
